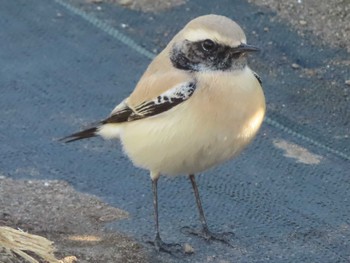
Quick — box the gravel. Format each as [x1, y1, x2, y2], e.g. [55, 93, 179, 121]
[248, 0, 350, 52]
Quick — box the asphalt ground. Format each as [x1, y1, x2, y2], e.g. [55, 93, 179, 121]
[1, 0, 349, 262]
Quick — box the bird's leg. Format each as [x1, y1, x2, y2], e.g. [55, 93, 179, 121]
[184, 174, 234, 245]
[149, 175, 182, 254]
[189, 174, 210, 234]
[152, 176, 161, 244]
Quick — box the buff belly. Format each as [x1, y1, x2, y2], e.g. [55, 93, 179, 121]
[120, 96, 265, 175]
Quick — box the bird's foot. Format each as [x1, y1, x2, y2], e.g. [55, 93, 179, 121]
[148, 235, 183, 255]
[182, 226, 234, 246]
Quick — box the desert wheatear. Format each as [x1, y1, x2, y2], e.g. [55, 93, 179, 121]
[62, 14, 266, 252]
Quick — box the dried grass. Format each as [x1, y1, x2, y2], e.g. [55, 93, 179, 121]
[0, 226, 76, 263]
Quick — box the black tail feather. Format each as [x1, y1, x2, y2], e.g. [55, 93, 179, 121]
[60, 127, 98, 143]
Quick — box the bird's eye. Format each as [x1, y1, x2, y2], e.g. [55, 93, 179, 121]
[201, 39, 216, 52]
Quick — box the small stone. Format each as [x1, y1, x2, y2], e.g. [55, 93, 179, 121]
[345, 80, 350, 86]
[291, 63, 300, 69]
[264, 27, 269, 32]
[299, 20, 307, 26]
[119, 0, 133, 6]
[183, 243, 194, 254]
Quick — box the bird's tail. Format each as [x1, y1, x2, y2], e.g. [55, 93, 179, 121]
[60, 126, 98, 143]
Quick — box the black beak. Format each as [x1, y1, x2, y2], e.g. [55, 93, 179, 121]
[232, 43, 260, 54]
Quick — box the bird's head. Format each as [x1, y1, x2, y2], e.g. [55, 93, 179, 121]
[169, 15, 259, 72]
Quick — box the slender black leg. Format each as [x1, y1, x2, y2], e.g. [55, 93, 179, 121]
[150, 177, 182, 254]
[185, 174, 234, 244]
[189, 174, 210, 234]
[152, 177, 161, 244]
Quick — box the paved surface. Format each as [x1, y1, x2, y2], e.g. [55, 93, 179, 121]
[1, 0, 349, 262]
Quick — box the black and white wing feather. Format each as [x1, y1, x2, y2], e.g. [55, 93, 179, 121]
[104, 81, 196, 123]
[61, 81, 196, 142]
[130, 81, 196, 120]
[252, 71, 262, 85]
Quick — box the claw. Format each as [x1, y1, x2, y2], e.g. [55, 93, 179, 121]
[182, 226, 234, 246]
[147, 235, 183, 255]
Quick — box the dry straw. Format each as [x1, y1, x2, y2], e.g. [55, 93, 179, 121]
[0, 226, 76, 263]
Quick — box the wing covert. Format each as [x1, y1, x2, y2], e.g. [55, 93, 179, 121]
[103, 81, 196, 123]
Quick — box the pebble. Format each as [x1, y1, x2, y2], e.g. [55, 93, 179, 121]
[183, 243, 195, 254]
[291, 63, 300, 69]
[119, 0, 133, 6]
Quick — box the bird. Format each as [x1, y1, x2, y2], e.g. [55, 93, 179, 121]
[61, 14, 266, 252]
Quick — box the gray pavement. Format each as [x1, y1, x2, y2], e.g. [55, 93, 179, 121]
[1, 0, 349, 262]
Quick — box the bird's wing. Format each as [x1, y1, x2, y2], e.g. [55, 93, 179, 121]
[252, 70, 262, 85]
[103, 80, 196, 123]
[61, 67, 195, 142]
